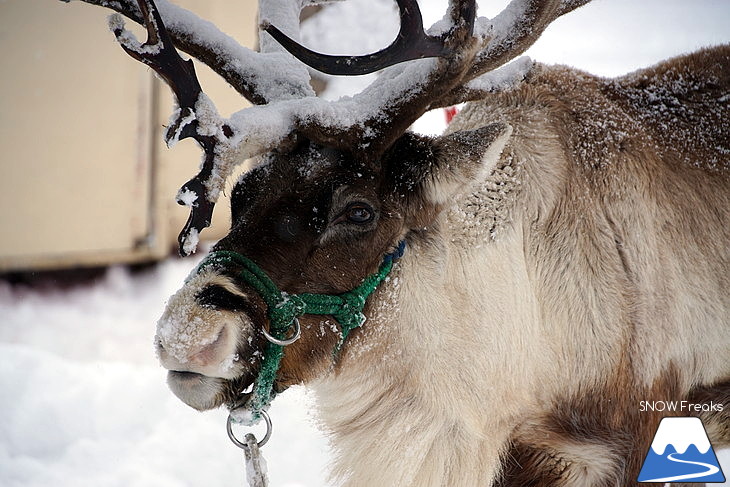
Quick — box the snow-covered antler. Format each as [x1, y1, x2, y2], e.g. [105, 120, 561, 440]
[71, 0, 594, 255]
[255, 0, 479, 157]
[267, 0, 594, 108]
[87, 0, 318, 255]
[264, 0, 595, 148]
[106, 0, 239, 255]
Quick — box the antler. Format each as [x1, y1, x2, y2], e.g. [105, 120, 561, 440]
[267, 0, 594, 149]
[98, 0, 324, 255]
[71, 0, 593, 255]
[253, 0, 479, 157]
[107, 0, 231, 255]
[269, 0, 593, 108]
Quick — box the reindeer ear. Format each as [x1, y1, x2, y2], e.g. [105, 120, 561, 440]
[422, 122, 512, 205]
[384, 122, 512, 214]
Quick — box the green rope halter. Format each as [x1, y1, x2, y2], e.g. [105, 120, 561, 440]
[195, 241, 405, 421]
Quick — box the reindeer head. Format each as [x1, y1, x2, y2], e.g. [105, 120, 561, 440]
[97, 0, 590, 412]
[157, 123, 511, 410]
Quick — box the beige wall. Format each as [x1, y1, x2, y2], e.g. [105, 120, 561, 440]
[0, 0, 257, 271]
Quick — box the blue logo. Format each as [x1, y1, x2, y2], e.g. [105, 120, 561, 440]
[638, 417, 726, 483]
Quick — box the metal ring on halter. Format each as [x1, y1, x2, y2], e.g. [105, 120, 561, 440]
[227, 409, 272, 448]
[262, 317, 301, 346]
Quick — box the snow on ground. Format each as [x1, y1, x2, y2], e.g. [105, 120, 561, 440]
[2, 1, 729, 486]
[0, 258, 331, 487]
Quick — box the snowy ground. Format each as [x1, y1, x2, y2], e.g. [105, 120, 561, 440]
[0, 256, 331, 487]
[2, 0, 730, 486]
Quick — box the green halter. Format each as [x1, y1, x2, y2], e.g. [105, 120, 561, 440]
[195, 241, 406, 421]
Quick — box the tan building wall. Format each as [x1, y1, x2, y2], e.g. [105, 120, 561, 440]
[0, 0, 258, 271]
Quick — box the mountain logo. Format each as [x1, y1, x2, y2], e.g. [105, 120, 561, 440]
[638, 416, 726, 483]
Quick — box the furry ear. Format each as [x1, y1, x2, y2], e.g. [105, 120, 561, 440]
[423, 122, 512, 205]
[383, 122, 512, 225]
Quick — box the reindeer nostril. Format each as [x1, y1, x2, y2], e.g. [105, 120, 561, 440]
[196, 285, 250, 311]
[154, 335, 167, 359]
[188, 326, 228, 367]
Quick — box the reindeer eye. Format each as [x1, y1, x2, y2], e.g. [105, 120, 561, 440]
[345, 203, 374, 224]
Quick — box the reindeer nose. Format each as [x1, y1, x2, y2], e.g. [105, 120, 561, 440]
[156, 322, 241, 379]
[187, 328, 227, 366]
[156, 326, 224, 364]
[156, 270, 254, 379]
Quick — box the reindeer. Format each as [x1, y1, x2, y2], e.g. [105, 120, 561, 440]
[74, 0, 729, 484]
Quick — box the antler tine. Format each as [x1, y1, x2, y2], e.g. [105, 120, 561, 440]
[469, 0, 563, 76]
[364, 0, 477, 147]
[263, 0, 451, 76]
[110, 0, 200, 108]
[110, 0, 228, 256]
[75, 0, 314, 105]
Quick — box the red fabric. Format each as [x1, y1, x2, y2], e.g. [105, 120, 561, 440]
[444, 106, 459, 124]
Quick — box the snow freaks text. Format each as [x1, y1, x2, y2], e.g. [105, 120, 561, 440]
[639, 401, 724, 413]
